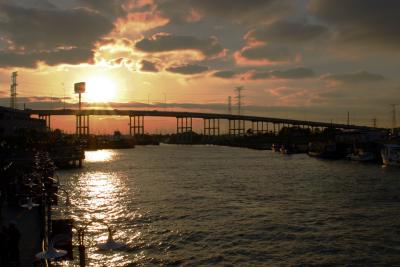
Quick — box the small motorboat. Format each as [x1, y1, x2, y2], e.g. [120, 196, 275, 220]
[271, 144, 280, 152]
[347, 149, 376, 162]
[280, 144, 298, 154]
[381, 144, 400, 166]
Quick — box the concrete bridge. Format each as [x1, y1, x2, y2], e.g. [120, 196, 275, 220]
[27, 109, 377, 136]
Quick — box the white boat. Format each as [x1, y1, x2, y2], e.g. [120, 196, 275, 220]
[347, 149, 376, 162]
[381, 144, 400, 166]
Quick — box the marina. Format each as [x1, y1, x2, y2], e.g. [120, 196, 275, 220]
[1, 1, 400, 266]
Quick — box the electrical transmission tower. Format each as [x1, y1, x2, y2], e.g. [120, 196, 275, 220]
[235, 86, 244, 115]
[10, 71, 17, 109]
[228, 96, 232, 114]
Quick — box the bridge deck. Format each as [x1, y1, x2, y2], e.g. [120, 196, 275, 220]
[27, 109, 377, 130]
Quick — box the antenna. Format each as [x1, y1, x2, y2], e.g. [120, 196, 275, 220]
[235, 86, 244, 115]
[228, 96, 232, 114]
[10, 71, 17, 109]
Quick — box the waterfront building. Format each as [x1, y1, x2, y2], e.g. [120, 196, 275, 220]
[0, 106, 46, 137]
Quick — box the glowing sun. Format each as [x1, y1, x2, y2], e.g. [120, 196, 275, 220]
[85, 76, 117, 102]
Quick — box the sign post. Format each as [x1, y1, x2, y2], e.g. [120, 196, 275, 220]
[74, 82, 86, 111]
[74, 82, 87, 136]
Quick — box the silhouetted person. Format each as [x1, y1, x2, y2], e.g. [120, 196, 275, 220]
[0, 226, 9, 266]
[8, 222, 20, 267]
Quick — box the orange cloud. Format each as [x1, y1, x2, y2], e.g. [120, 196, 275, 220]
[113, 11, 169, 40]
[234, 44, 300, 66]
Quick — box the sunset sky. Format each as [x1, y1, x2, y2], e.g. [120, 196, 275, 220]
[0, 0, 399, 133]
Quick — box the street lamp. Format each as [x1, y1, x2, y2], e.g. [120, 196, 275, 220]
[57, 187, 71, 206]
[72, 220, 127, 267]
[24, 179, 38, 188]
[35, 235, 68, 260]
[21, 197, 39, 210]
[97, 225, 125, 251]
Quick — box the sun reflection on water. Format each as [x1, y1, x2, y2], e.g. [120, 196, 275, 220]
[85, 150, 116, 162]
[68, 169, 141, 265]
[57, 149, 145, 266]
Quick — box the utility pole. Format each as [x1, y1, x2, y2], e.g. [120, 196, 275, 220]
[372, 118, 377, 128]
[235, 86, 244, 115]
[10, 71, 17, 109]
[62, 82, 66, 110]
[163, 92, 167, 111]
[228, 96, 232, 114]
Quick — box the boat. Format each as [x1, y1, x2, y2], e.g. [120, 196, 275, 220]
[347, 148, 376, 162]
[271, 143, 280, 152]
[308, 141, 345, 159]
[280, 144, 298, 154]
[381, 144, 400, 166]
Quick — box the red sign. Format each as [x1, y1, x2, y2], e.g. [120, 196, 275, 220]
[74, 82, 85, 94]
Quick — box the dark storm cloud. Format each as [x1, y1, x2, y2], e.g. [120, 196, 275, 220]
[157, 0, 292, 25]
[0, 2, 114, 67]
[246, 20, 328, 43]
[140, 60, 159, 72]
[249, 67, 315, 80]
[249, 71, 271, 80]
[324, 71, 385, 83]
[166, 64, 209, 75]
[240, 45, 295, 62]
[212, 70, 238, 79]
[0, 48, 94, 68]
[135, 34, 224, 57]
[77, 0, 126, 17]
[0, 3, 114, 50]
[309, 0, 400, 48]
[271, 67, 315, 79]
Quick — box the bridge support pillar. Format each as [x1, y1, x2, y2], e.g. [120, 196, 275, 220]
[177, 117, 193, 143]
[39, 114, 51, 130]
[76, 115, 89, 136]
[203, 118, 219, 136]
[129, 115, 144, 136]
[229, 119, 245, 136]
[273, 122, 280, 135]
[251, 121, 268, 135]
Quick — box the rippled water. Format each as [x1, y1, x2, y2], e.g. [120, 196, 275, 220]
[56, 145, 400, 266]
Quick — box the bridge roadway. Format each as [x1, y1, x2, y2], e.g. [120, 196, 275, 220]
[27, 109, 376, 135]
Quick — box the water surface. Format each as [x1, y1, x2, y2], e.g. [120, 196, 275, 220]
[57, 145, 400, 266]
